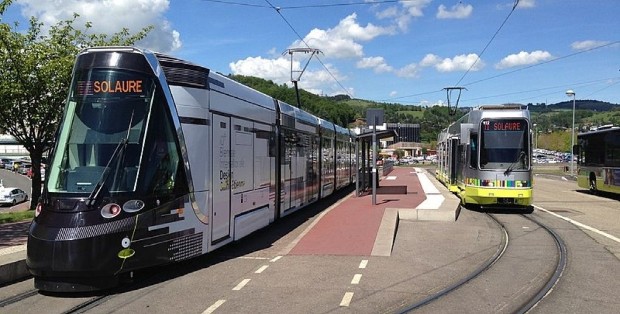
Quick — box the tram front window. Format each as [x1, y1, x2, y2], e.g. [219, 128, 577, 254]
[47, 69, 154, 193]
[480, 119, 529, 170]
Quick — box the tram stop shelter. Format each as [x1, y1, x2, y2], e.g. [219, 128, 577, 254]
[355, 129, 397, 197]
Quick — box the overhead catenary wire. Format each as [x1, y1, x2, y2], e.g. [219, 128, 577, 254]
[462, 40, 620, 87]
[205, 0, 617, 105]
[453, 0, 520, 87]
[263, 0, 354, 98]
[203, 0, 418, 10]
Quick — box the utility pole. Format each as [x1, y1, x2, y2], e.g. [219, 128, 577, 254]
[283, 48, 322, 108]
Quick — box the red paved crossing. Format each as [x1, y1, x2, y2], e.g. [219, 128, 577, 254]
[289, 167, 426, 256]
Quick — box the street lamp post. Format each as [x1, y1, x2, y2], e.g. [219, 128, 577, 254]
[533, 123, 537, 149]
[566, 89, 576, 176]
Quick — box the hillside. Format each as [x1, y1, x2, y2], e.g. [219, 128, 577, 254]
[228, 75, 619, 146]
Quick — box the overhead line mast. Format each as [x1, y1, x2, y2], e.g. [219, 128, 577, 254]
[283, 47, 322, 108]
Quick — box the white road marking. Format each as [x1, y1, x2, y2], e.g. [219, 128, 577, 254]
[385, 176, 397, 180]
[415, 194, 445, 210]
[202, 300, 226, 314]
[359, 260, 368, 269]
[351, 274, 362, 285]
[415, 168, 440, 194]
[232, 279, 251, 291]
[255, 265, 269, 273]
[534, 205, 620, 243]
[270, 256, 282, 262]
[340, 292, 354, 307]
[238, 256, 269, 260]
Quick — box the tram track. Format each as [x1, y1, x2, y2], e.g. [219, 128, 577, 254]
[399, 210, 567, 313]
[0, 288, 38, 308]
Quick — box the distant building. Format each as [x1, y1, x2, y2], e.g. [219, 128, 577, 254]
[351, 122, 421, 149]
[0, 134, 28, 155]
[384, 123, 420, 146]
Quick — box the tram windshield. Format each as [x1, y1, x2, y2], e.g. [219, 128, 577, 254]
[479, 119, 529, 170]
[47, 68, 182, 197]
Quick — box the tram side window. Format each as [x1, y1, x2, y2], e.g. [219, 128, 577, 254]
[469, 134, 478, 168]
[139, 97, 187, 198]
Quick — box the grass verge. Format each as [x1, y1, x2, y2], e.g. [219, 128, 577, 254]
[0, 210, 34, 224]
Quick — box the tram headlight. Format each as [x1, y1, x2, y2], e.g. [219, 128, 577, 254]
[123, 199, 145, 213]
[101, 203, 122, 218]
[35, 203, 42, 217]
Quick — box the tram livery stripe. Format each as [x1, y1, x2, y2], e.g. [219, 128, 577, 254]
[179, 116, 209, 125]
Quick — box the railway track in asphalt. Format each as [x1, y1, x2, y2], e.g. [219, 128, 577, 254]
[399, 210, 567, 313]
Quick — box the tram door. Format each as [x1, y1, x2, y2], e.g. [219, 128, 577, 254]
[212, 114, 231, 242]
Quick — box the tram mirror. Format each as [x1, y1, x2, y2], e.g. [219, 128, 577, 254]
[460, 123, 474, 144]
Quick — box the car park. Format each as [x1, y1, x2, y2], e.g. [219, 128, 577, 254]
[0, 187, 29, 206]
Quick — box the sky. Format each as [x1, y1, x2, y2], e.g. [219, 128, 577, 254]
[2, 0, 619, 108]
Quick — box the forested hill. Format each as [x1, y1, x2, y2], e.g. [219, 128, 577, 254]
[228, 74, 619, 143]
[228, 75, 456, 142]
[528, 100, 618, 112]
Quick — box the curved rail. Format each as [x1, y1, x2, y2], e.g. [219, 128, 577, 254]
[515, 214, 567, 314]
[399, 212, 567, 313]
[398, 213, 509, 312]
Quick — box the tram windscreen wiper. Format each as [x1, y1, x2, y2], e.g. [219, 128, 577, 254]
[504, 151, 526, 176]
[86, 137, 129, 207]
[86, 110, 135, 207]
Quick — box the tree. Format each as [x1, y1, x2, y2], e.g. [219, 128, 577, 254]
[0, 1, 152, 209]
[394, 149, 405, 160]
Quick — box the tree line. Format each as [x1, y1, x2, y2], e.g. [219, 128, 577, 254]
[0, 0, 151, 209]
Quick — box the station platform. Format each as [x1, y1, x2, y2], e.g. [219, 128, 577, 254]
[0, 167, 460, 285]
[285, 167, 460, 256]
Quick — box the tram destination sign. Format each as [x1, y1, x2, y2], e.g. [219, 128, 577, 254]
[482, 119, 526, 132]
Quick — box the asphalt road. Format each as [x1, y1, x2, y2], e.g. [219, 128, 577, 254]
[1, 171, 618, 313]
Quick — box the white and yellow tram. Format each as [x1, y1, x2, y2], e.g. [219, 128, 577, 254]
[436, 104, 533, 208]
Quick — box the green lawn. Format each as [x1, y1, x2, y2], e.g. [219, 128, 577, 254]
[0, 210, 34, 224]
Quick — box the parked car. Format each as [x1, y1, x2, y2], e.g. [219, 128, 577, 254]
[18, 163, 32, 175]
[0, 187, 29, 206]
[0, 157, 13, 168]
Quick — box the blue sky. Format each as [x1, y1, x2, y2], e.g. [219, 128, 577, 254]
[2, 0, 619, 107]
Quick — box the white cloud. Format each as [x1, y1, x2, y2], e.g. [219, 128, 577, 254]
[376, 6, 399, 19]
[401, 0, 433, 18]
[517, 0, 536, 9]
[437, 3, 473, 19]
[420, 53, 441, 67]
[13, 0, 181, 53]
[435, 54, 484, 72]
[495, 50, 553, 69]
[291, 13, 395, 59]
[389, 91, 398, 97]
[357, 56, 394, 73]
[229, 56, 292, 83]
[395, 63, 419, 78]
[229, 56, 348, 96]
[571, 40, 611, 51]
